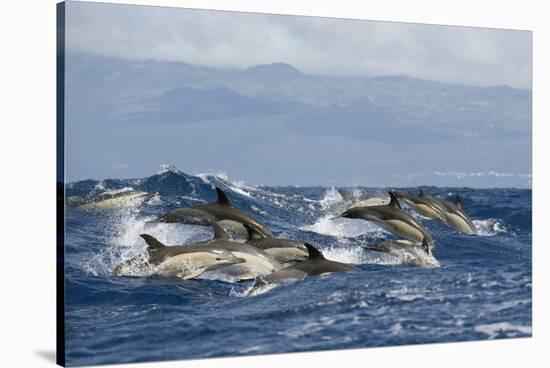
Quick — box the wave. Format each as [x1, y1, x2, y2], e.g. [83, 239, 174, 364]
[70, 166, 528, 279]
[82, 208, 214, 276]
[433, 170, 532, 179]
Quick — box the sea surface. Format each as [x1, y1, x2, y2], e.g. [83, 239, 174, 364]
[64, 168, 532, 366]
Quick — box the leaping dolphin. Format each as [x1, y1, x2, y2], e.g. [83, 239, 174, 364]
[114, 221, 282, 281]
[159, 187, 273, 238]
[69, 190, 157, 210]
[112, 233, 245, 280]
[337, 189, 390, 207]
[366, 238, 439, 268]
[391, 189, 448, 224]
[249, 243, 358, 294]
[205, 222, 283, 281]
[367, 238, 431, 256]
[430, 193, 477, 235]
[335, 191, 435, 249]
[243, 224, 308, 263]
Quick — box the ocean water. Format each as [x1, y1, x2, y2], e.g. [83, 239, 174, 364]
[64, 168, 532, 366]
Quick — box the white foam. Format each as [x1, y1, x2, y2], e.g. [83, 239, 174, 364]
[196, 170, 229, 183]
[390, 323, 403, 335]
[238, 346, 262, 354]
[93, 181, 106, 190]
[83, 209, 212, 276]
[250, 205, 268, 216]
[473, 218, 508, 236]
[279, 317, 336, 339]
[200, 270, 241, 284]
[145, 193, 162, 205]
[474, 322, 532, 339]
[385, 286, 429, 302]
[110, 253, 155, 277]
[319, 187, 344, 210]
[196, 171, 255, 198]
[300, 215, 386, 238]
[369, 247, 441, 268]
[321, 245, 369, 265]
[101, 186, 135, 195]
[157, 164, 181, 174]
[235, 282, 278, 297]
[434, 170, 532, 179]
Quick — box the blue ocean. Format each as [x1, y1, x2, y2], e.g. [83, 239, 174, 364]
[64, 168, 532, 366]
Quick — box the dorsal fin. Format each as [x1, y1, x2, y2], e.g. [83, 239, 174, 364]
[455, 194, 463, 209]
[304, 243, 326, 260]
[243, 223, 270, 240]
[215, 187, 232, 207]
[211, 222, 229, 240]
[421, 237, 431, 255]
[418, 188, 425, 197]
[140, 234, 165, 250]
[337, 189, 353, 202]
[388, 191, 402, 209]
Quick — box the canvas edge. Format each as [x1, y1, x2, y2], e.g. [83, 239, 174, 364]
[56, 1, 66, 367]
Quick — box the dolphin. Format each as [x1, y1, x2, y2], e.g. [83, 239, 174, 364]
[156, 207, 216, 226]
[203, 222, 283, 281]
[337, 189, 390, 207]
[71, 190, 157, 210]
[249, 243, 358, 293]
[367, 238, 432, 256]
[243, 224, 308, 263]
[159, 187, 273, 238]
[391, 189, 448, 224]
[430, 193, 477, 235]
[150, 221, 283, 281]
[114, 220, 282, 281]
[112, 233, 246, 280]
[335, 191, 435, 249]
[366, 238, 439, 268]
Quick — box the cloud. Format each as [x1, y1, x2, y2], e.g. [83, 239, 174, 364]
[65, 2, 531, 88]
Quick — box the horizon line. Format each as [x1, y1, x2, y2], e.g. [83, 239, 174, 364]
[66, 50, 532, 91]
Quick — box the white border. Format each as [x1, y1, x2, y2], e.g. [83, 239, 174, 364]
[1, 1, 548, 367]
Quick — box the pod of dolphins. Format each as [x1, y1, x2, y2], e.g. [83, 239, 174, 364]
[113, 186, 477, 294]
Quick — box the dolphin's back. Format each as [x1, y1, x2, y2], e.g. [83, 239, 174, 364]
[292, 259, 358, 275]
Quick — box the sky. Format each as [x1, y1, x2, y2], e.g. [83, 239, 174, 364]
[63, 1, 532, 187]
[66, 1, 532, 88]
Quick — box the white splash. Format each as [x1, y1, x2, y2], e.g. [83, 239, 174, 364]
[196, 171, 255, 198]
[300, 215, 386, 239]
[157, 164, 181, 174]
[434, 170, 532, 179]
[100, 186, 135, 195]
[473, 218, 508, 236]
[319, 187, 344, 210]
[234, 282, 277, 297]
[474, 322, 532, 339]
[83, 209, 212, 276]
[321, 244, 369, 265]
